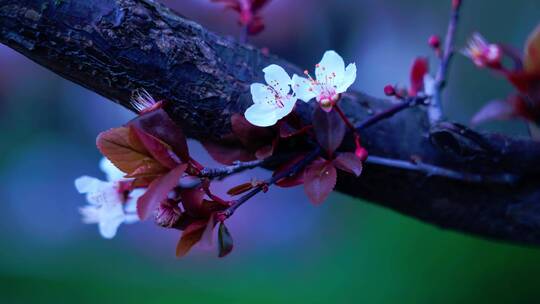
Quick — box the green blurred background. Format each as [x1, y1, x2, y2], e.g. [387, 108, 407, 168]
[1, 0, 540, 303]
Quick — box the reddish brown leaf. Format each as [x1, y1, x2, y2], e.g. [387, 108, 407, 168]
[97, 127, 166, 176]
[200, 213, 217, 248]
[255, 144, 274, 160]
[303, 159, 337, 205]
[125, 163, 169, 179]
[231, 114, 274, 150]
[201, 140, 256, 165]
[180, 186, 206, 218]
[525, 25, 540, 74]
[218, 222, 234, 258]
[312, 107, 346, 156]
[227, 182, 255, 196]
[176, 219, 208, 258]
[334, 153, 363, 177]
[137, 164, 187, 220]
[273, 154, 308, 188]
[409, 57, 429, 96]
[130, 126, 179, 169]
[129, 109, 190, 162]
[471, 97, 522, 125]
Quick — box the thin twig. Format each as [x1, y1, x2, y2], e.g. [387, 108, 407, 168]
[430, 0, 463, 124]
[356, 96, 427, 131]
[222, 147, 322, 218]
[366, 155, 519, 184]
[199, 159, 267, 179]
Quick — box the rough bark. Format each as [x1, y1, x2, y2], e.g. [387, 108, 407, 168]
[2, 0, 540, 245]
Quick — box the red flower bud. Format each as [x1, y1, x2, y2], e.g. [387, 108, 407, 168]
[355, 146, 369, 162]
[384, 85, 396, 96]
[428, 35, 441, 49]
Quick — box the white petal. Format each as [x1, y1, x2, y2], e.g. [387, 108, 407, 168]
[250, 83, 275, 105]
[123, 214, 140, 224]
[85, 183, 121, 206]
[263, 64, 292, 95]
[244, 103, 279, 127]
[75, 176, 102, 194]
[98, 203, 125, 239]
[124, 188, 145, 213]
[79, 205, 100, 224]
[100, 158, 125, 181]
[275, 96, 297, 120]
[336, 63, 357, 94]
[98, 216, 124, 239]
[316, 50, 346, 85]
[292, 74, 317, 102]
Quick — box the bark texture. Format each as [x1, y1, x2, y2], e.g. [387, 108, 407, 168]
[2, 0, 540, 245]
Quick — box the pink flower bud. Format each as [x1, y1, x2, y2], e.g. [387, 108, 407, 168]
[384, 85, 396, 96]
[155, 199, 181, 228]
[428, 35, 441, 49]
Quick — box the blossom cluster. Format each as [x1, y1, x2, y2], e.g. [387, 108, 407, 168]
[462, 26, 540, 126]
[245, 50, 357, 127]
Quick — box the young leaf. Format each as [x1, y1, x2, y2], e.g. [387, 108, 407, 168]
[227, 182, 255, 196]
[176, 219, 208, 258]
[231, 114, 274, 150]
[130, 125, 179, 169]
[97, 127, 167, 176]
[334, 152, 363, 177]
[129, 109, 190, 162]
[180, 186, 206, 218]
[218, 222, 234, 258]
[303, 159, 337, 205]
[312, 107, 346, 156]
[273, 154, 307, 188]
[137, 164, 187, 220]
[471, 97, 522, 125]
[409, 57, 429, 96]
[525, 25, 540, 74]
[201, 140, 256, 165]
[200, 213, 217, 249]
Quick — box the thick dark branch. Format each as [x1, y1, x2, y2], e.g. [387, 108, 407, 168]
[2, 0, 540, 246]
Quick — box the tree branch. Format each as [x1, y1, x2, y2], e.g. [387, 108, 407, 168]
[2, 0, 540, 246]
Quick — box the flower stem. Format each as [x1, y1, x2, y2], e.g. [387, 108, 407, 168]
[334, 103, 360, 135]
[356, 96, 427, 131]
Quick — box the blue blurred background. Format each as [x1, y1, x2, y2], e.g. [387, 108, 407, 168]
[1, 0, 540, 303]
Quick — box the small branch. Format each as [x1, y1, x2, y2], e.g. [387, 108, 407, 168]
[366, 155, 519, 184]
[199, 159, 267, 179]
[430, 0, 464, 124]
[356, 96, 427, 131]
[222, 147, 322, 218]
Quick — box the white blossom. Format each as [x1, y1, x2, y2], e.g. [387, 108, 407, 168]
[245, 64, 297, 127]
[292, 50, 357, 111]
[75, 158, 142, 239]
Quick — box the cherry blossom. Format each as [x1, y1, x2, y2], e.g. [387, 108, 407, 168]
[462, 33, 502, 68]
[292, 50, 357, 111]
[244, 64, 297, 127]
[75, 158, 143, 239]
